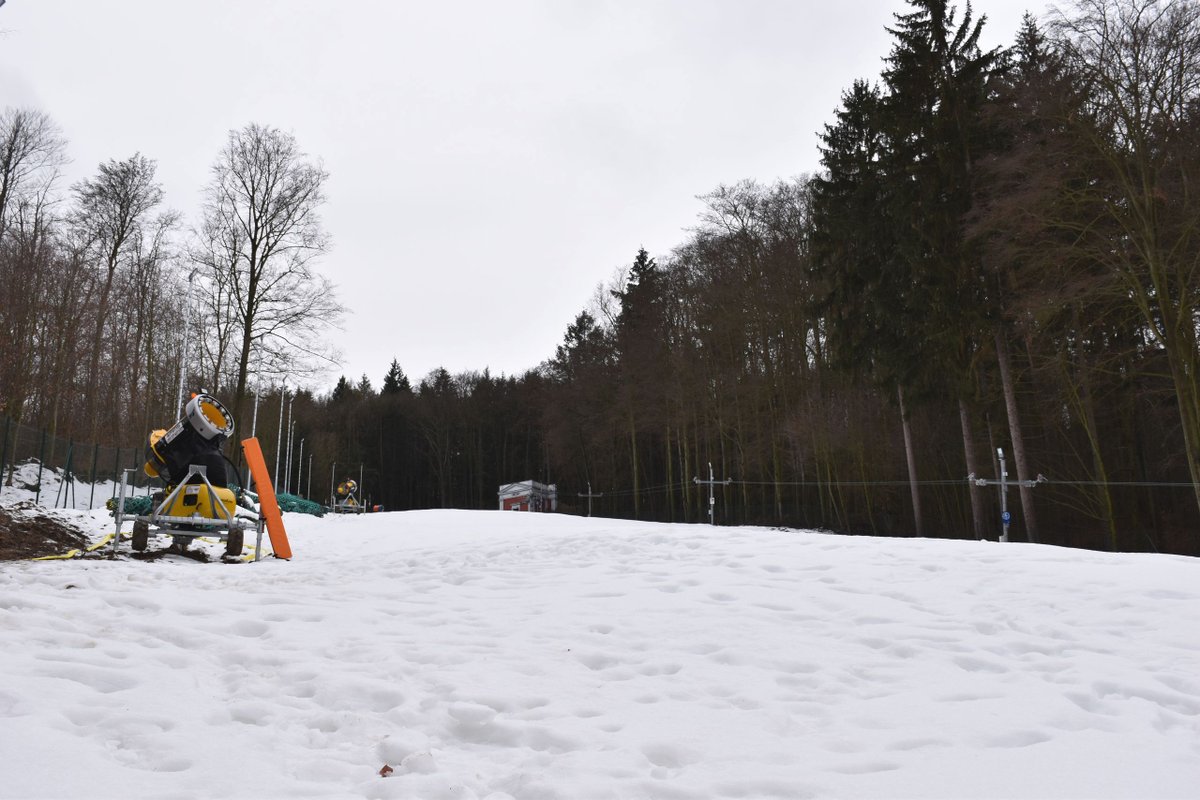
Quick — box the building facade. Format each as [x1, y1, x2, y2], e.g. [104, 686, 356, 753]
[497, 480, 557, 512]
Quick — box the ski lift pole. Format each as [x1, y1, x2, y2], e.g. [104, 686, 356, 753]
[579, 482, 603, 517]
[998, 448, 1010, 542]
[694, 462, 732, 526]
[284, 397, 295, 494]
[175, 268, 198, 415]
[968, 448, 1046, 542]
[274, 379, 287, 492]
[251, 346, 263, 438]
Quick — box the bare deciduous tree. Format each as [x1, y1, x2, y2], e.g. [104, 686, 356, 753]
[72, 153, 167, 438]
[197, 123, 342, 420]
[0, 108, 66, 423]
[1052, 0, 1200, 528]
[0, 107, 66, 243]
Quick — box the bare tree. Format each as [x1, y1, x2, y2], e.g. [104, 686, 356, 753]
[197, 123, 342, 420]
[190, 212, 246, 394]
[1052, 0, 1200, 529]
[71, 153, 167, 438]
[0, 107, 66, 243]
[0, 177, 60, 421]
[0, 109, 66, 423]
[116, 209, 181, 432]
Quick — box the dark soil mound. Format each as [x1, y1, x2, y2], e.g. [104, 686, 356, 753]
[0, 502, 92, 560]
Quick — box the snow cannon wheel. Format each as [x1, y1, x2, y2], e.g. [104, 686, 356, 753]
[132, 520, 150, 551]
[224, 528, 244, 558]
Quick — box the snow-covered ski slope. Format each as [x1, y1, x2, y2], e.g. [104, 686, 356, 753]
[2, 509, 1199, 799]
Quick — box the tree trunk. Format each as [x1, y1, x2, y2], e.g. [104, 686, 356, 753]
[959, 398, 987, 540]
[628, 408, 639, 519]
[664, 425, 673, 522]
[994, 328, 1040, 544]
[1059, 314, 1118, 550]
[86, 257, 120, 440]
[897, 384, 923, 537]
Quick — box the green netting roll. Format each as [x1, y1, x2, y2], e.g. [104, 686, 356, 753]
[106, 495, 155, 516]
[275, 492, 326, 517]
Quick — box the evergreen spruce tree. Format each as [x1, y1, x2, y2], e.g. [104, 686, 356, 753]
[331, 375, 354, 404]
[881, 0, 1006, 539]
[812, 0, 1003, 537]
[382, 359, 412, 395]
[810, 80, 894, 377]
[610, 247, 670, 518]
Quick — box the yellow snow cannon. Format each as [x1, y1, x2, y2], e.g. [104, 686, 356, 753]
[115, 393, 258, 559]
[333, 478, 361, 513]
[144, 393, 234, 482]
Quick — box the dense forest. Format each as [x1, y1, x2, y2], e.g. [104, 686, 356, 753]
[3, 0, 1198, 555]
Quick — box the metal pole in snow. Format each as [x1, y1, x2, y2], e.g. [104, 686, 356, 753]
[250, 345, 264, 438]
[283, 397, 295, 494]
[708, 462, 715, 525]
[88, 442, 99, 510]
[998, 448, 1010, 543]
[284, 418, 294, 494]
[175, 269, 198, 416]
[578, 481, 603, 517]
[274, 380, 287, 492]
[296, 438, 304, 499]
[968, 447, 1044, 542]
[693, 462, 731, 526]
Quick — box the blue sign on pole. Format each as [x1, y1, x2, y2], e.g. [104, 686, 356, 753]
[1001, 511, 1012, 524]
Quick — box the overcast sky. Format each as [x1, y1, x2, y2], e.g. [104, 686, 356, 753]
[1, 0, 1044, 393]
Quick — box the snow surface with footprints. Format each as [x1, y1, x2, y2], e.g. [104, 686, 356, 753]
[2, 508, 1199, 799]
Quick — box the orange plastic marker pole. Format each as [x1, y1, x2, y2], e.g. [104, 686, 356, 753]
[241, 436, 292, 559]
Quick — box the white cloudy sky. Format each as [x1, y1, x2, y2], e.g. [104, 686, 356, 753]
[0, 0, 1042, 391]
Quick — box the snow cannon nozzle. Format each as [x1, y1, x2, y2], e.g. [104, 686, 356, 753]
[144, 393, 235, 486]
[185, 393, 234, 441]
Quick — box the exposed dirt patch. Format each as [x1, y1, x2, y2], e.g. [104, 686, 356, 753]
[131, 545, 212, 563]
[0, 501, 92, 560]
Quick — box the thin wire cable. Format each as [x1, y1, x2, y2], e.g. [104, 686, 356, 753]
[586, 477, 1198, 494]
[1041, 479, 1197, 488]
[729, 478, 1196, 489]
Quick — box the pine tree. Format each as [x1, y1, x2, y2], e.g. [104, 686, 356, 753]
[610, 247, 670, 518]
[331, 375, 354, 404]
[382, 359, 411, 394]
[884, 0, 1007, 539]
[810, 80, 894, 377]
[811, 0, 1003, 537]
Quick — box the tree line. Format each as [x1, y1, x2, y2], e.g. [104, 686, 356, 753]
[297, 0, 1199, 556]
[4, 0, 1198, 555]
[0, 118, 341, 462]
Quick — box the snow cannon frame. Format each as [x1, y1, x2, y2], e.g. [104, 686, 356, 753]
[332, 478, 363, 514]
[111, 462, 262, 559]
